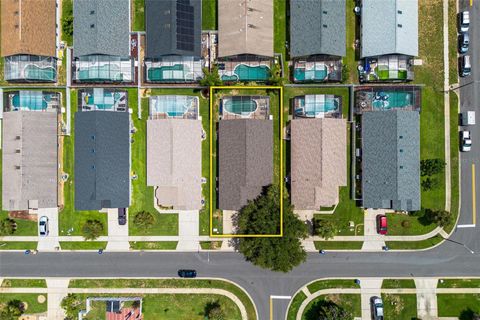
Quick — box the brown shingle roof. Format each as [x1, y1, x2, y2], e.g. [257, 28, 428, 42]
[219, 119, 273, 211]
[1, 0, 56, 57]
[218, 0, 274, 58]
[291, 118, 347, 210]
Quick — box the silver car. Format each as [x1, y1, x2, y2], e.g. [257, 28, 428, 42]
[370, 296, 384, 320]
[39, 216, 49, 236]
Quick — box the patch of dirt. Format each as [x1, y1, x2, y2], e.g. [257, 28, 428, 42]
[9, 211, 37, 221]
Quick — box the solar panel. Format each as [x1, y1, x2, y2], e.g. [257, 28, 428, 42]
[176, 0, 195, 51]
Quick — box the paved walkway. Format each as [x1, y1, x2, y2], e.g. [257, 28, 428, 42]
[105, 208, 130, 251]
[359, 278, 383, 320]
[443, 0, 452, 213]
[415, 278, 439, 320]
[176, 210, 200, 251]
[222, 210, 236, 235]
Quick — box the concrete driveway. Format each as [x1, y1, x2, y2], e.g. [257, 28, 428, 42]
[106, 208, 129, 251]
[36, 208, 60, 251]
[177, 211, 199, 251]
[362, 209, 386, 251]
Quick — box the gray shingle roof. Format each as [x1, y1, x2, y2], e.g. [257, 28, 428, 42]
[2, 111, 58, 211]
[73, 0, 130, 57]
[361, 110, 420, 211]
[145, 0, 202, 58]
[290, 0, 346, 58]
[219, 119, 273, 211]
[74, 111, 130, 210]
[146, 119, 203, 210]
[360, 0, 418, 58]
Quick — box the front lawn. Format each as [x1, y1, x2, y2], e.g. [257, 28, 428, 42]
[386, 236, 443, 250]
[382, 279, 416, 289]
[59, 89, 108, 236]
[129, 241, 178, 250]
[385, 213, 436, 236]
[0, 293, 48, 314]
[302, 294, 361, 320]
[437, 294, 480, 317]
[381, 294, 417, 320]
[129, 91, 178, 236]
[1, 279, 47, 288]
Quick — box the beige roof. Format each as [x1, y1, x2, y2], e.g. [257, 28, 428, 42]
[291, 118, 347, 210]
[2, 111, 58, 211]
[1, 0, 56, 57]
[218, 0, 274, 58]
[147, 119, 202, 210]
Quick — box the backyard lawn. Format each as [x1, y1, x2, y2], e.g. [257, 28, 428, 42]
[381, 294, 417, 320]
[0, 293, 48, 314]
[202, 0, 217, 30]
[437, 294, 480, 318]
[132, 0, 145, 31]
[61, 0, 73, 45]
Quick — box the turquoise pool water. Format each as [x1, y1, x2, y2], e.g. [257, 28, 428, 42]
[12, 92, 51, 111]
[153, 96, 195, 117]
[372, 92, 412, 110]
[24, 65, 56, 81]
[223, 98, 257, 115]
[147, 64, 185, 81]
[86, 92, 123, 110]
[221, 64, 270, 81]
[294, 67, 328, 82]
[78, 65, 123, 81]
[295, 96, 339, 117]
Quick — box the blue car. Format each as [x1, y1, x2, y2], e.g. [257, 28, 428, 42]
[178, 269, 197, 278]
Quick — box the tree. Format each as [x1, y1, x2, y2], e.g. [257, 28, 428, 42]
[420, 159, 445, 176]
[81, 219, 104, 240]
[236, 185, 308, 272]
[199, 65, 223, 86]
[62, 15, 74, 38]
[133, 211, 156, 229]
[0, 218, 16, 236]
[313, 219, 337, 240]
[267, 63, 284, 86]
[425, 209, 452, 227]
[341, 64, 350, 83]
[61, 294, 83, 320]
[207, 305, 225, 320]
[316, 300, 351, 320]
[421, 177, 440, 191]
[0, 299, 24, 320]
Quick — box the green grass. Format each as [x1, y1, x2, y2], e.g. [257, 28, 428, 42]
[59, 89, 108, 236]
[0, 293, 48, 313]
[274, 0, 289, 81]
[386, 236, 443, 250]
[344, 0, 358, 83]
[306, 279, 360, 294]
[129, 241, 178, 250]
[61, 0, 73, 45]
[143, 293, 242, 319]
[381, 294, 417, 320]
[314, 241, 363, 250]
[0, 242, 37, 250]
[286, 291, 307, 320]
[69, 279, 256, 319]
[200, 241, 223, 250]
[83, 300, 106, 320]
[382, 279, 416, 289]
[414, 0, 446, 212]
[202, 0, 217, 30]
[129, 90, 179, 236]
[302, 294, 361, 320]
[438, 279, 480, 288]
[60, 241, 107, 250]
[132, 0, 145, 31]
[437, 294, 480, 317]
[1, 279, 47, 288]
[448, 0, 459, 85]
[385, 213, 436, 236]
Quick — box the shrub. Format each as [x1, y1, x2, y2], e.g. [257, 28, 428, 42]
[401, 220, 411, 228]
[199, 65, 223, 86]
[341, 64, 350, 83]
[61, 294, 83, 320]
[421, 177, 440, 191]
[313, 219, 337, 240]
[81, 219, 104, 240]
[133, 211, 156, 229]
[0, 218, 17, 236]
[420, 159, 445, 176]
[62, 15, 73, 38]
[424, 209, 452, 227]
[267, 63, 284, 86]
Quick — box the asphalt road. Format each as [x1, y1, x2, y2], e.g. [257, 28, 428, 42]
[458, 0, 479, 233]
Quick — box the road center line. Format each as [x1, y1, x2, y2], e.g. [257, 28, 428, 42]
[473, 164, 476, 225]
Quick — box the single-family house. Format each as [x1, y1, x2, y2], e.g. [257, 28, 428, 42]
[361, 110, 420, 211]
[290, 0, 346, 82]
[1, 0, 57, 82]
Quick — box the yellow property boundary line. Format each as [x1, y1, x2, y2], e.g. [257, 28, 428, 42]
[209, 86, 284, 237]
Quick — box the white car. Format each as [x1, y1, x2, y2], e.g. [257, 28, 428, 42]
[39, 216, 49, 236]
[461, 131, 472, 152]
[459, 11, 470, 33]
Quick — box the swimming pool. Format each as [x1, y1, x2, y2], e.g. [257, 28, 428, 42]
[77, 64, 123, 81]
[372, 92, 412, 110]
[24, 65, 56, 81]
[221, 64, 270, 81]
[223, 98, 257, 116]
[11, 92, 52, 111]
[293, 67, 328, 82]
[295, 95, 339, 117]
[147, 64, 186, 81]
[84, 90, 124, 110]
[152, 96, 197, 118]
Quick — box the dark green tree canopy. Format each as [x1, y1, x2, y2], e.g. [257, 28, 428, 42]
[236, 185, 308, 272]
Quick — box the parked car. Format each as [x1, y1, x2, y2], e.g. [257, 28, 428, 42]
[376, 215, 388, 235]
[459, 55, 471, 77]
[461, 111, 476, 126]
[118, 208, 126, 225]
[458, 33, 469, 53]
[461, 130, 472, 152]
[370, 296, 384, 320]
[178, 269, 197, 278]
[39, 216, 49, 236]
[458, 11, 470, 33]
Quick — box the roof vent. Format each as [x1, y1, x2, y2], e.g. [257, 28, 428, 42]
[14, 10, 19, 15]
[15, 165, 21, 170]
[398, 10, 403, 14]
[90, 10, 95, 14]
[398, 24, 402, 28]
[15, 149, 21, 153]
[400, 165, 404, 169]
[90, 24, 95, 29]
[15, 135, 21, 140]
[247, 24, 257, 29]
[323, 10, 328, 14]
[399, 135, 403, 139]
[400, 149, 403, 152]
[323, 24, 328, 28]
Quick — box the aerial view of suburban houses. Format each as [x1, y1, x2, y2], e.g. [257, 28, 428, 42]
[0, 0, 479, 319]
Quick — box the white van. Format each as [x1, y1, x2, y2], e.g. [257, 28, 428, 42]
[460, 55, 471, 77]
